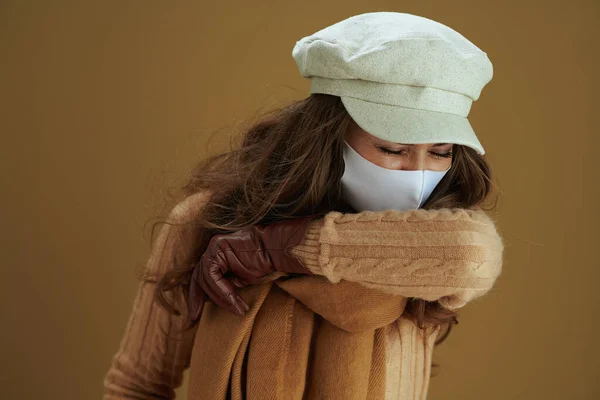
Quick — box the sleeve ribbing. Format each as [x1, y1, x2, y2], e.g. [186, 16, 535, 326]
[102, 191, 210, 399]
[288, 207, 504, 309]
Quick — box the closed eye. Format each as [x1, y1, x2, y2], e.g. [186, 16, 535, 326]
[377, 147, 453, 159]
[376, 147, 407, 156]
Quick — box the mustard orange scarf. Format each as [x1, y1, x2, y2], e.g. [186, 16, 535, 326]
[187, 275, 409, 399]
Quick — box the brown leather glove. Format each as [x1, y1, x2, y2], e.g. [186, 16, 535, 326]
[188, 215, 320, 322]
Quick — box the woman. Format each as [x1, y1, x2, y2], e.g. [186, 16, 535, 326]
[103, 12, 504, 400]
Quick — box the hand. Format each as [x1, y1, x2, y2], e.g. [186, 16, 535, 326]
[188, 215, 320, 322]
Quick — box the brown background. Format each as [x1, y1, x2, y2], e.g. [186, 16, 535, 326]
[1, 1, 598, 399]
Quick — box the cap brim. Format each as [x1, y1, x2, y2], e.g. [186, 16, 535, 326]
[341, 96, 485, 155]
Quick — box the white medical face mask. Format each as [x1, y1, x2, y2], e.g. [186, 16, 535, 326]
[341, 141, 451, 212]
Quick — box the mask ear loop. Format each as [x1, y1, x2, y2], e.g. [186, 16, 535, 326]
[416, 170, 426, 208]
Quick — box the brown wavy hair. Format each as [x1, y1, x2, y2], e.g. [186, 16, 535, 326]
[142, 93, 498, 376]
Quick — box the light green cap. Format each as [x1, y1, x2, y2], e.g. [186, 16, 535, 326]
[292, 11, 493, 155]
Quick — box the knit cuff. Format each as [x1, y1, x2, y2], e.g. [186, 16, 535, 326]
[287, 218, 331, 277]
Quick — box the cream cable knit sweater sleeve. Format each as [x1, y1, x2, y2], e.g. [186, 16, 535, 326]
[288, 207, 504, 310]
